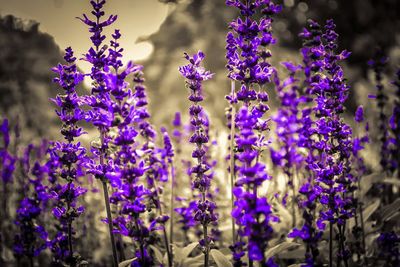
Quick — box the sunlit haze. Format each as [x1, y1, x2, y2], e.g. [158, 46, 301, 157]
[0, 0, 169, 74]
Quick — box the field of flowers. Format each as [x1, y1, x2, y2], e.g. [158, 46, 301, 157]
[0, 0, 399, 266]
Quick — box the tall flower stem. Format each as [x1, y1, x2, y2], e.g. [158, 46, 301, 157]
[358, 180, 367, 265]
[202, 191, 210, 267]
[67, 180, 74, 262]
[101, 180, 118, 267]
[229, 80, 236, 243]
[329, 222, 333, 267]
[169, 162, 175, 245]
[100, 133, 118, 267]
[179, 51, 216, 267]
[152, 178, 172, 267]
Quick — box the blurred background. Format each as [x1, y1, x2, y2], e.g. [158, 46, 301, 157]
[0, 0, 399, 145]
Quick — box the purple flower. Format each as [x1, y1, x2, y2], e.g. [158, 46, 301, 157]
[376, 231, 400, 266]
[49, 46, 88, 265]
[369, 49, 390, 171]
[179, 51, 217, 263]
[389, 69, 400, 176]
[355, 105, 364, 123]
[226, 1, 280, 264]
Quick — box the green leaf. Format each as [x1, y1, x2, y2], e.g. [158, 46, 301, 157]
[182, 254, 204, 267]
[363, 198, 381, 222]
[381, 199, 400, 221]
[278, 246, 306, 260]
[265, 241, 300, 260]
[118, 258, 136, 267]
[210, 249, 233, 267]
[181, 242, 199, 258]
[385, 211, 400, 223]
[173, 242, 198, 264]
[149, 245, 164, 264]
[348, 198, 380, 230]
[275, 202, 292, 224]
[382, 178, 400, 187]
[360, 173, 382, 196]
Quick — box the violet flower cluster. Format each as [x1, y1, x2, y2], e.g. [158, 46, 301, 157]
[0, 119, 15, 186]
[368, 50, 390, 172]
[14, 148, 48, 263]
[301, 19, 355, 265]
[179, 51, 217, 266]
[49, 47, 87, 265]
[226, 0, 280, 265]
[390, 69, 400, 177]
[288, 19, 326, 266]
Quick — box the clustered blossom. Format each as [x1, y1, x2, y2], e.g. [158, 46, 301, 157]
[271, 62, 304, 227]
[49, 47, 87, 265]
[350, 105, 369, 260]
[314, 20, 355, 231]
[376, 231, 400, 266]
[389, 69, 400, 177]
[226, 0, 280, 265]
[271, 62, 304, 176]
[288, 19, 325, 266]
[289, 19, 357, 266]
[352, 105, 369, 177]
[233, 106, 278, 265]
[300, 19, 355, 265]
[104, 32, 155, 266]
[179, 51, 217, 264]
[14, 148, 48, 262]
[1, 119, 16, 185]
[368, 50, 390, 172]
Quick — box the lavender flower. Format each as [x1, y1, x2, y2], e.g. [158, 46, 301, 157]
[376, 231, 400, 266]
[14, 154, 49, 264]
[1, 119, 16, 185]
[226, 1, 280, 265]
[351, 105, 369, 263]
[78, 2, 121, 265]
[179, 51, 217, 267]
[287, 19, 325, 267]
[233, 106, 277, 264]
[368, 49, 390, 172]
[309, 19, 354, 266]
[390, 69, 400, 177]
[49, 46, 87, 266]
[271, 61, 304, 228]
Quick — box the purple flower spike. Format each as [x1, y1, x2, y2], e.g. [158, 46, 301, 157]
[49, 46, 87, 265]
[180, 51, 217, 266]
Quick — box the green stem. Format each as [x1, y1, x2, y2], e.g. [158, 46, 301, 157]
[229, 80, 237, 244]
[169, 162, 175, 245]
[99, 132, 118, 267]
[102, 180, 118, 267]
[202, 192, 209, 267]
[329, 222, 333, 267]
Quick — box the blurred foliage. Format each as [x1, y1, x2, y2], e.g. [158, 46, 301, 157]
[0, 15, 63, 142]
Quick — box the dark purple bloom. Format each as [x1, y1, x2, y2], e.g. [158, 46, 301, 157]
[226, 1, 280, 265]
[376, 231, 400, 266]
[389, 69, 400, 176]
[179, 51, 217, 264]
[49, 46, 88, 265]
[355, 105, 364, 123]
[368, 49, 390, 171]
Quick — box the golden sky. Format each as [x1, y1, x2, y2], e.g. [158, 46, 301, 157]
[0, 0, 169, 67]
